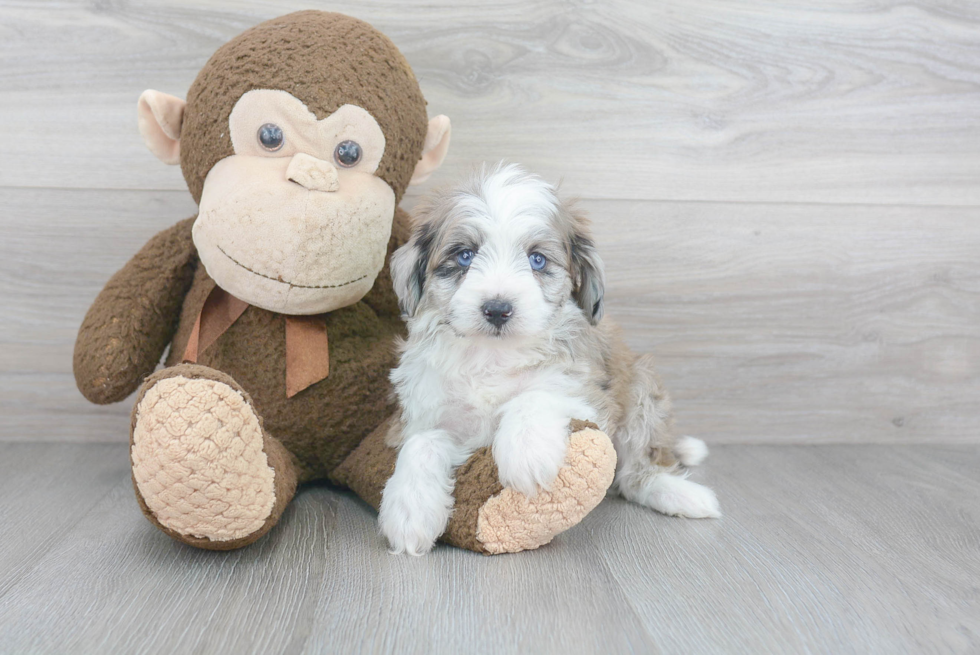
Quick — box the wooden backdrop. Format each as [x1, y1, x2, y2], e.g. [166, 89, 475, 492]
[1, 0, 978, 444]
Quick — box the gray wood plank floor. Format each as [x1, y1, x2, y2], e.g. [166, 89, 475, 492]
[0, 443, 977, 654]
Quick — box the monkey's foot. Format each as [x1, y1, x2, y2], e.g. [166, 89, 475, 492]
[331, 418, 617, 555]
[449, 423, 617, 554]
[130, 364, 297, 550]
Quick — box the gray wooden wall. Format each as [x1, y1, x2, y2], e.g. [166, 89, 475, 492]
[1, 0, 978, 445]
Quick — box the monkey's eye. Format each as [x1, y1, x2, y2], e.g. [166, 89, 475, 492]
[456, 250, 475, 267]
[257, 123, 284, 151]
[529, 252, 547, 271]
[334, 140, 362, 168]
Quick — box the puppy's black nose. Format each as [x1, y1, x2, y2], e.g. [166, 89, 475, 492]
[482, 299, 513, 328]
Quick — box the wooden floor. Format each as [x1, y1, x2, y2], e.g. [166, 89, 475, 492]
[0, 442, 977, 654]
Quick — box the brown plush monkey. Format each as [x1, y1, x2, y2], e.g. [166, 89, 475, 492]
[74, 11, 617, 554]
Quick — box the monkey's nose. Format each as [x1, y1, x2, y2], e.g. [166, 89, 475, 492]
[286, 152, 339, 192]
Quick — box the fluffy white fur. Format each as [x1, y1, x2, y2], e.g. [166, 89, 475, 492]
[675, 436, 710, 467]
[380, 163, 719, 555]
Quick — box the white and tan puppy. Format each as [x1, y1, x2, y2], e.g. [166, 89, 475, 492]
[380, 163, 719, 555]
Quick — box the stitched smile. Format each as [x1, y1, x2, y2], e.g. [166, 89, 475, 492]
[217, 245, 369, 289]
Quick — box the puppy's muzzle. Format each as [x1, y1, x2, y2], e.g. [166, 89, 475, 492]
[482, 299, 513, 328]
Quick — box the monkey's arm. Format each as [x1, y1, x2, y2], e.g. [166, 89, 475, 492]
[73, 216, 199, 404]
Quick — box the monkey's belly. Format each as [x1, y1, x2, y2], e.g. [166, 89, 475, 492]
[190, 301, 403, 482]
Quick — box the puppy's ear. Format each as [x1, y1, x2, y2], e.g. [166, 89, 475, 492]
[391, 223, 434, 317]
[568, 209, 606, 325]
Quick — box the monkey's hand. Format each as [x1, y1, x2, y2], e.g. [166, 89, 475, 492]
[73, 216, 198, 404]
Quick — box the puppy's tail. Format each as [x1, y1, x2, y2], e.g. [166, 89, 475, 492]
[674, 436, 709, 467]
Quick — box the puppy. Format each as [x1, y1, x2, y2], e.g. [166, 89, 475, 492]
[379, 163, 720, 555]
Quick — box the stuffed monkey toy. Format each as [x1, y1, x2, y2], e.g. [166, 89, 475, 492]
[74, 11, 617, 554]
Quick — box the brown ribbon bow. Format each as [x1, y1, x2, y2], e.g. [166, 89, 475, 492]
[182, 286, 331, 398]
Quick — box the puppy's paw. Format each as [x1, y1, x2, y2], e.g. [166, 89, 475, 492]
[674, 436, 709, 467]
[379, 475, 453, 556]
[493, 423, 568, 498]
[640, 475, 721, 519]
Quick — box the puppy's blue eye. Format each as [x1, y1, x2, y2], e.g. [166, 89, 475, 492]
[456, 249, 475, 267]
[529, 252, 547, 271]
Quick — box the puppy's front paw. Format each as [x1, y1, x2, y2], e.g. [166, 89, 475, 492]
[493, 423, 568, 498]
[379, 476, 453, 556]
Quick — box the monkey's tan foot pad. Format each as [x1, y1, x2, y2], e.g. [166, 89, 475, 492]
[476, 428, 617, 555]
[131, 372, 276, 544]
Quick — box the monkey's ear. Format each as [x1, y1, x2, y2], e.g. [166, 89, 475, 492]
[137, 90, 186, 166]
[409, 115, 451, 186]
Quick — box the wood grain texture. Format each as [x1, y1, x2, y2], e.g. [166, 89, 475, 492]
[2, 189, 977, 443]
[0, 443, 977, 654]
[592, 199, 980, 445]
[1, 0, 979, 204]
[0, 444, 127, 598]
[2, 3, 978, 653]
[594, 444, 980, 654]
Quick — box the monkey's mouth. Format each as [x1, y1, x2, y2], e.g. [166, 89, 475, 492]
[216, 245, 368, 289]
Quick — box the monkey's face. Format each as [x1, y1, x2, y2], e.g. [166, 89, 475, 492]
[192, 90, 395, 315]
[138, 12, 451, 314]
